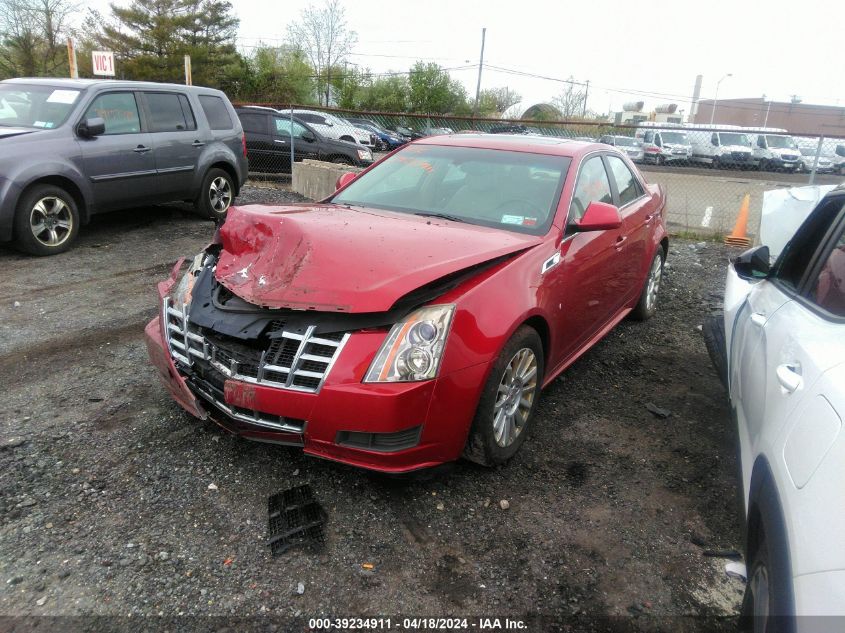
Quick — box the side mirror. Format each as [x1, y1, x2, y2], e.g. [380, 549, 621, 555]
[78, 117, 105, 138]
[335, 171, 357, 190]
[301, 130, 315, 142]
[733, 245, 770, 280]
[573, 201, 623, 232]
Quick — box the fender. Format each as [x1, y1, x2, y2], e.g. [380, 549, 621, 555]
[192, 143, 242, 192]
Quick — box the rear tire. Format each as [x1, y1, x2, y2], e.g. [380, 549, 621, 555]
[740, 525, 796, 633]
[463, 326, 544, 467]
[630, 248, 665, 321]
[330, 155, 354, 165]
[194, 168, 234, 222]
[13, 184, 80, 256]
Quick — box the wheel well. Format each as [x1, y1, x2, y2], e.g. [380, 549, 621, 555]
[209, 162, 240, 195]
[659, 237, 669, 259]
[22, 176, 87, 223]
[339, 135, 355, 142]
[523, 316, 550, 372]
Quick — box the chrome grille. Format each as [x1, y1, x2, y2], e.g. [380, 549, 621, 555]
[163, 297, 349, 395]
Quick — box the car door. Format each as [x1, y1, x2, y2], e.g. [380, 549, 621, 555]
[140, 91, 200, 199]
[238, 111, 272, 172]
[604, 154, 653, 304]
[78, 91, 157, 210]
[730, 196, 845, 494]
[546, 154, 630, 370]
[272, 117, 319, 165]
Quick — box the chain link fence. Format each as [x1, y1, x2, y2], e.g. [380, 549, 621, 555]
[235, 102, 845, 239]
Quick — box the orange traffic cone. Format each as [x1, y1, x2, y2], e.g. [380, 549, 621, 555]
[725, 193, 751, 247]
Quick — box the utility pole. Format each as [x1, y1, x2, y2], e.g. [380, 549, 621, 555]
[66, 38, 78, 79]
[184, 55, 192, 85]
[582, 80, 590, 117]
[473, 28, 486, 117]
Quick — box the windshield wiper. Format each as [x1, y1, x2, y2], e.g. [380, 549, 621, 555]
[413, 212, 466, 223]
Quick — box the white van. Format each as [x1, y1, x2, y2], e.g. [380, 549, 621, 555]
[634, 124, 692, 165]
[688, 125, 754, 168]
[747, 128, 801, 171]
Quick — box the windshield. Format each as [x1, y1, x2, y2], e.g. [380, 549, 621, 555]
[766, 135, 797, 149]
[0, 84, 82, 129]
[614, 136, 638, 147]
[331, 144, 571, 235]
[660, 132, 688, 145]
[719, 133, 750, 146]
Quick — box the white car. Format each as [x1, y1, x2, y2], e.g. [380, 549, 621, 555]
[709, 184, 845, 626]
[277, 108, 371, 147]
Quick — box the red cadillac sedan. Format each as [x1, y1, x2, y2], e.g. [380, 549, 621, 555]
[145, 134, 667, 473]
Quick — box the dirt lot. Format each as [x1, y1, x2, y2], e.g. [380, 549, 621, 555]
[0, 185, 745, 631]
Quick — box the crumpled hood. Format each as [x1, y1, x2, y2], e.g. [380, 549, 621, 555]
[215, 204, 542, 312]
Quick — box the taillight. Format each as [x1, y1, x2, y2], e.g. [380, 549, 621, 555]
[242, 132, 248, 158]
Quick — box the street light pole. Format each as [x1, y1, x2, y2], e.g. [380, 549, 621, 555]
[709, 73, 732, 125]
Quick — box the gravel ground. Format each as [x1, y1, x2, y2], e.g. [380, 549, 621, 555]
[0, 185, 744, 631]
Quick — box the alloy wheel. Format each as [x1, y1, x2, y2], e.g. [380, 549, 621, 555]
[748, 563, 770, 633]
[493, 348, 538, 447]
[209, 176, 232, 213]
[30, 196, 73, 248]
[646, 254, 663, 312]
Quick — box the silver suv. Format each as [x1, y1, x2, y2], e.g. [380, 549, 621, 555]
[0, 78, 248, 255]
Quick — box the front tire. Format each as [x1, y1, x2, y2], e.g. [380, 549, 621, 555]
[463, 326, 544, 466]
[630, 248, 665, 321]
[741, 527, 796, 633]
[195, 168, 234, 221]
[13, 184, 80, 256]
[330, 155, 354, 165]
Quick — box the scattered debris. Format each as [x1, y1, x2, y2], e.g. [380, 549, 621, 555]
[35, 596, 46, 606]
[499, 499, 510, 510]
[362, 563, 374, 571]
[223, 557, 233, 566]
[725, 561, 747, 581]
[13, 301, 21, 307]
[292, 469, 299, 476]
[267, 484, 326, 556]
[207, 483, 218, 491]
[1, 437, 27, 450]
[436, 501, 444, 511]
[703, 548, 742, 560]
[645, 402, 672, 419]
[296, 582, 305, 595]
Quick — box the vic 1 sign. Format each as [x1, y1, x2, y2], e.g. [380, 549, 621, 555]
[92, 51, 115, 77]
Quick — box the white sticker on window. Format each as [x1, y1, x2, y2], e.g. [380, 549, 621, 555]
[501, 214, 524, 225]
[33, 120, 47, 127]
[46, 90, 80, 104]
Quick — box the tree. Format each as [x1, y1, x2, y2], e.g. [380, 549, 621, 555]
[356, 74, 408, 112]
[88, 0, 242, 86]
[243, 44, 316, 104]
[550, 77, 587, 118]
[408, 61, 468, 114]
[286, 0, 356, 106]
[0, 0, 74, 79]
[477, 87, 521, 116]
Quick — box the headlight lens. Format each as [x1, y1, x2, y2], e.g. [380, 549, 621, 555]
[364, 304, 455, 382]
[357, 148, 372, 160]
[170, 253, 203, 307]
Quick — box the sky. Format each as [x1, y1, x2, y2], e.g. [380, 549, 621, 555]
[85, 0, 844, 115]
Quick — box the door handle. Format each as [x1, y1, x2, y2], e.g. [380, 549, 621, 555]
[615, 235, 627, 248]
[133, 145, 151, 154]
[750, 312, 767, 327]
[191, 140, 205, 147]
[273, 139, 288, 144]
[776, 363, 803, 393]
[644, 214, 654, 224]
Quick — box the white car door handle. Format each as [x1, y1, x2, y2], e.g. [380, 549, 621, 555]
[750, 312, 767, 327]
[776, 363, 803, 393]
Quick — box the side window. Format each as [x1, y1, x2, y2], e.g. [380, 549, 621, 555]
[299, 113, 317, 123]
[144, 92, 188, 133]
[606, 155, 643, 206]
[239, 113, 267, 134]
[178, 95, 196, 131]
[569, 156, 613, 221]
[274, 118, 309, 138]
[83, 92, 141, 135]
[808, 228, 845, 317]
[199, 95, 233, 130]
[774, 198, 844, 292]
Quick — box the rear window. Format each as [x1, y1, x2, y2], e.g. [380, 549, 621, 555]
[199, 95, 233, 130]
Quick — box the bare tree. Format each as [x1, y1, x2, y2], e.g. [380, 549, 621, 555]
[0, 0, 74, 78]
[286, 0, 356, 105]
[551, 77, 587, 119]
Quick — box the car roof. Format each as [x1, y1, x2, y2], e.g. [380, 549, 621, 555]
[414, 133, 607, 158]
[1, 77, 224, 94]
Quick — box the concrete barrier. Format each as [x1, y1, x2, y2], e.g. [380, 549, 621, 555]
[292, 160, 362, 201]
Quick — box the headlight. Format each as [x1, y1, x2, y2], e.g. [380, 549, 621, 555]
[169, 253, 204, 307]
[364, 304, 455, 383]
[357, 148, 372, 160]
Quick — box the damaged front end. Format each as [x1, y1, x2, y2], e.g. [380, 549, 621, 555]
[144, 229, 518, 472]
